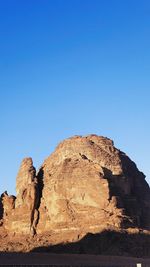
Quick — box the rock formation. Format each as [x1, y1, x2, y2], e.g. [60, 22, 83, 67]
[37, 135, 150, 233]
[0, 134, 150, 253]
[2, 191, 15, 217]
[2, 158, 39, 235]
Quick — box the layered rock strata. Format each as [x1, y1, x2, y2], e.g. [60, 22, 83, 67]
[1, 135, 150, 236]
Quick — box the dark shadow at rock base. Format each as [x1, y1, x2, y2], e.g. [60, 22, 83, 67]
[30, 230, 150, 258]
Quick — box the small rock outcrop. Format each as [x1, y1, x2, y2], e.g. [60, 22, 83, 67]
[2, 192, 15, 217]
[0, 135, 150, 246]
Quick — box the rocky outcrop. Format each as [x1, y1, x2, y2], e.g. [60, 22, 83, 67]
[15, 158, 36, 208]
[37, 135, 150, 233]
[1, 135, 150, 239]
[2, 192, 15, 217]
[3, 158, 39, 235]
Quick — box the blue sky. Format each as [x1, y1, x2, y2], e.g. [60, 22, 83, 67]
[0, 0, 150, 195]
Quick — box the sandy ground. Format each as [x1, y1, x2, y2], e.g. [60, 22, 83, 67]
[0, 253, 150, 266]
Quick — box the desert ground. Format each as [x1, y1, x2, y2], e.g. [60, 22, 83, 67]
[0, 253, 150, 266]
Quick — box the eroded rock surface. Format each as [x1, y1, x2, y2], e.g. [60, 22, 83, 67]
[0, 135, 150, 246]
[37, 135, 150, 233]
[2, 191, 15, 217]
[3, 158, 39, 235]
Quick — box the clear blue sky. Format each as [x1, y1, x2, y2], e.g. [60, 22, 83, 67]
[0, 0, 150, 195]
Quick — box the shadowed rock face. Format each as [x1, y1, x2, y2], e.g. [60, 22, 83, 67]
[1, 135, 150, 237]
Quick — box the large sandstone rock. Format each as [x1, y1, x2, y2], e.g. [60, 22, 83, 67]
[3, 158, 39, 235]
[37, 135, 150, 233]
[1, 135, 150, 238]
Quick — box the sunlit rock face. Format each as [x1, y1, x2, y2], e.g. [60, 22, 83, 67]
[36, 135, 150, 233]
[15, 158, 36, 208]
[3, 158, 39, 235]
[1, 135, 150, 236]
[2, 192, 15, 216]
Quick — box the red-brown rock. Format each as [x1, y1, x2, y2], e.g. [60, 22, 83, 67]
[37, 135, 150, 233]
[0, 135, 150, 253]
[3, 158, 39, 235]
